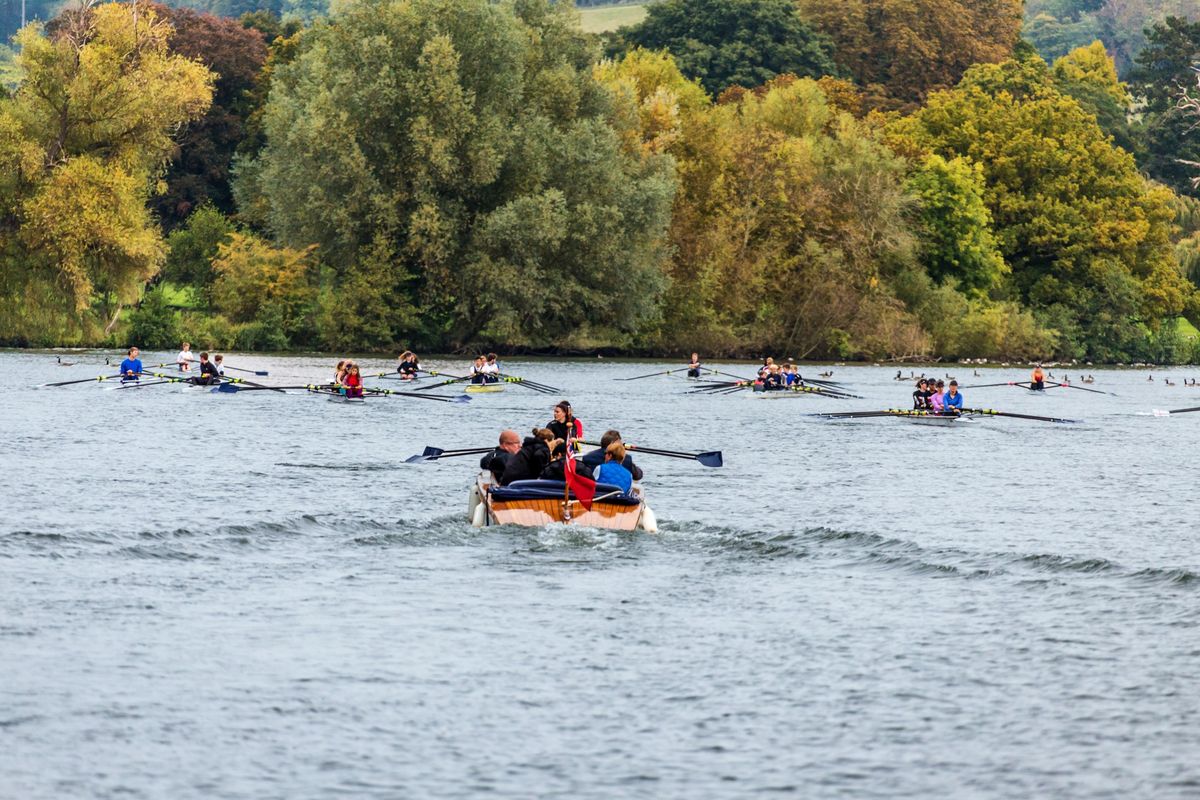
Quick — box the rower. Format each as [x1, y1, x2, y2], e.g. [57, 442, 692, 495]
[929, 379, 946, 413]
[687, 352, 702, 379]
[176, 342, 195, 372]
[334, 360, 348, 387]
[213, 354, 225, 377]
[482, 353, 500, 383]
[192, 352, 221, 386]
[469, 356, 487, 384]
[119, 346, 143, 383]
[547, 400, 582, 443]
[943, 380, 963, 414]
[581, 430, 643, 480]
[1031, 364, 1045, 391]
[343, 363, 364, 398]
[913, 378, 928, 409]
[758, 357, 775, 378]
[480, 430, 522, 482]
[397, 350, 420, 379]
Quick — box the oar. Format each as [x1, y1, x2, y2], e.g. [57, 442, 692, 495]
[143, 370, 286, 393]
[960, 407, 1081, 424]
[414, 376, 472, 392]
[497, 373, 561, 393]
[960, 381, 1026, 389]
[813, 410, 903, 419]
[38, 373, 126, 388]
[220, 364, 270, 376]
[107, 378, 182, 390]
[405, 446, 494, 463]
[1153, 405, 1200, 416]
[618, 367, 693, 381]
[788, 383, 862, 399]
[1046, 381, 1113, 396]
[579, 440, 723, 468]
[364, 386, 471, 403]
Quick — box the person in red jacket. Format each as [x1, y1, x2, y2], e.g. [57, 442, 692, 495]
[343, 362, 364, 398]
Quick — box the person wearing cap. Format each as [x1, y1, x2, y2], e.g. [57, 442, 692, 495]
[943, 380, 964, 414]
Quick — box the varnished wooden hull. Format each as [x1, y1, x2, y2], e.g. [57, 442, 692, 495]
[469, 473, 654, 531]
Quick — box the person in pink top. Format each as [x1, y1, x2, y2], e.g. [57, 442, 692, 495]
[929, 379, 946, 413]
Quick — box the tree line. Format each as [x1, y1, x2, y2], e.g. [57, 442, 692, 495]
[4, 0, 1200, 361]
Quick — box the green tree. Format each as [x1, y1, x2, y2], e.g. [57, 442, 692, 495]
[1126, 17, 1200, 196]
[163, 205, 236, 305]
[608, 0, 841, 96]
[211, 231, 316, 344]
[892, 54, 1194, 357]
[1051, 41, 1137, 154]
[241, 0, 675, 350]
[906, 154, 1006, 295]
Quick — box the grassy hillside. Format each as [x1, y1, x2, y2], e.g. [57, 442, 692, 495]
[578, 3, 645, 33]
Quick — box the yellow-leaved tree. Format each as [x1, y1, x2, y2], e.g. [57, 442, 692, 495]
[0, 0, 212, 343]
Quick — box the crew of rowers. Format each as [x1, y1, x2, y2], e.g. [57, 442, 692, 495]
[113, 341, 227, 385]
[912, 378, 964, 413]
[756, 357, 804, 389]
[479, 400, 643, 494]
[332, 360, 365, 398]
[469, 353, 501, 384]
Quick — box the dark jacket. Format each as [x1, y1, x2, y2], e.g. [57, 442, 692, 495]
[546, 418, 581, 442]
[481, 448, 512, 482]
[580, 448, 643, 481]
[540, 458, 593, 482]
[500, 438, 551, 485]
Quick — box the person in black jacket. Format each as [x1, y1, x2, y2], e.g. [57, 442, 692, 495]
[580, 429, 643, 481]
[480, 429, 522, 482]
[499, 429, 554, 485]
[540, 441, 594, 482]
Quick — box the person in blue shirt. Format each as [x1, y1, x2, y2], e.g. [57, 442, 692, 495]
[119, 346, 143, 382]
[943, 380, 964, 414]
[595, 442, 634, 494]
[581, 430, 644, 480]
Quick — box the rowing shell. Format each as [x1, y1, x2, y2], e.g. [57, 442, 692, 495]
[465, 383, 505, 394]
[897, 413, 975, 426]
[469, 472, 657, 532]
[328, 395, 366, 404]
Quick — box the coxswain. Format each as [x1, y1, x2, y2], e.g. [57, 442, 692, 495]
[913, 378, 928, 409]
[943, 380, 964, 414]
[469, 356, 487, 384]
[397, 350, 420, 379]
[686, 352, 702, 379]
[595, 442, 634, 494]
[192, 352, 221, 386]
[343, 363, 364, 398]
[482, 353, 501, 383]
[547, 400, 582, 443]
[213, 354, 225, 377]
[762, 365, 783, 389]
[119, 346, 143, 383]
[480, 430, 522, 482]
[758, 357, 775, 378]
[176, 342, 195, 372]
[1030, 365, 1045, 391]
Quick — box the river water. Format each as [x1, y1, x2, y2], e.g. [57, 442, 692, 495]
[1, 351, 1197, 799]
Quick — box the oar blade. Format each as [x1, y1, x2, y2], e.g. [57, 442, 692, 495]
[696, 450, 723, 468]
[421, 446, 445, 457]
[214, 383, 240, 393]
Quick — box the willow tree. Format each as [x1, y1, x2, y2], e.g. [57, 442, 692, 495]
[0, 1, 213, 342]
[240, 0, 676, 350]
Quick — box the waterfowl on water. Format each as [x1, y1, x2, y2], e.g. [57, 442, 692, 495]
[819, 371, 833, 378]
[1165, 378, 1176, 386]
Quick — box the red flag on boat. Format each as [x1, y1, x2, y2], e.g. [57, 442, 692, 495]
[564, 447, 596, 511]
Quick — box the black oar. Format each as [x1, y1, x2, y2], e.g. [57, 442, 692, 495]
[813, 410, 903, 419]
[365, 386, 471, 404]
[960, 407, 1081, 424]
[497, 373, 560, 393]
[38, 373, 126, 388]
[220, 364, 270, 376]
[405, 445, 493, 463]
[580, 440, 723, 468]
[618, 366, 695, 381]
[109, 378, 183, 390]
[1046, 381, 1113, 396]
[1155, 405, 1200, 416]
[143, 370, 286, 393]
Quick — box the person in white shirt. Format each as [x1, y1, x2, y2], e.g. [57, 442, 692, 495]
[176, 342, 195, 372]
[481, 353, 501, 384]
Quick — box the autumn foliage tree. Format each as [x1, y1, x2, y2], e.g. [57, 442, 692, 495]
[797, 0, 1024, 110]
[0, 1, 212, 343]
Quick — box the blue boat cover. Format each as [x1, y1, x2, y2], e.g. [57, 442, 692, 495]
[489, 479, 641, 506]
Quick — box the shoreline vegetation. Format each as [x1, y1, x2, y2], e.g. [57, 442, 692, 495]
[5, 0, 1200, 363]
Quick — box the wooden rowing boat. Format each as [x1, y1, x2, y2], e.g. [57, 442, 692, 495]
[464, 383, 505, 394]
[468, 471, 657, 532]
